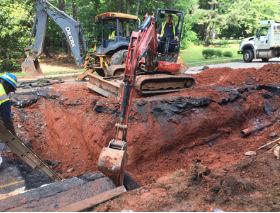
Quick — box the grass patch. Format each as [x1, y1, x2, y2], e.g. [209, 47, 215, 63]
[0, 69, 86, 78]
[180, 43, 242, 67]
[38, 74, 80, 80]
[41, 69, 86, 75]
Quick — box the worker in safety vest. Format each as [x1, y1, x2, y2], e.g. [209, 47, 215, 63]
[157, 14, 179, 53]
[0, 74, 17, 169]
[105, 25, 116, 48]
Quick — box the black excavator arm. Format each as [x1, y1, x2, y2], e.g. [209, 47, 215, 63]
[22, 0, 88, 75]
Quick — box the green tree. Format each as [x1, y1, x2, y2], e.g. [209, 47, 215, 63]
[0, 0, 34, 71]
[194, 0, 280, 45]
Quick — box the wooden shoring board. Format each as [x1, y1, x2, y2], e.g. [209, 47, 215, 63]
[0, 121, 61, 182]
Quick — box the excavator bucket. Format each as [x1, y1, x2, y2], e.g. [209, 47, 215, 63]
[21, 56, 44, 76]
[178, 56, 190, 74]
[98, 146, 128, 186]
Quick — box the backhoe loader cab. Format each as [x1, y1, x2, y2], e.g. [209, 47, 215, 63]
[95, 13, 139, 55]
[76, 12, 139, 80]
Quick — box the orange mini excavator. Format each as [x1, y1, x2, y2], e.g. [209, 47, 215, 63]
[97, 9, 195, 186]
[87, 8, 193, 100]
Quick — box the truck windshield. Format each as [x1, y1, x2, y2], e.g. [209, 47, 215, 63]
[258, 27, 268, 37]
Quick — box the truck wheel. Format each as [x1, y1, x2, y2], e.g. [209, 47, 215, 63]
[262, 58, 269, 62]
[111, 50, 128, 65]
[243, 49, 253, 63]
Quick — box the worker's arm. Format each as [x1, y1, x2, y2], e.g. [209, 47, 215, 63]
[1, 100, 16, 135]
[2, 117, 16, 135]
[175, 25, 179, 41]
[157, 24, 162, 39]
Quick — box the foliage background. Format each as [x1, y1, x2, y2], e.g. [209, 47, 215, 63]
[0, 0, 279, 71]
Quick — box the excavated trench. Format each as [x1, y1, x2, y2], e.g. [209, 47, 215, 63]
[6, 63, 280, 187]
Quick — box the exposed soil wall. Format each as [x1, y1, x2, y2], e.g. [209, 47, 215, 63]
[8, 64, 280, 185]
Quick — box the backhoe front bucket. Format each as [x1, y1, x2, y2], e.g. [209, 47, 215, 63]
[21, 56, 44, 76]
[98, 147, 128, 187]
[87, 72, 123, 100]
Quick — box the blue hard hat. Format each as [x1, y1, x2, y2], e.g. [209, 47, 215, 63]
[108, 25, 114, 30]
[0, 73, 18, 90]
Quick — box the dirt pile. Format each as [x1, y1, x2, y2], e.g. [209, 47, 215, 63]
[1, 63, 279, 190]
[193, 63, 280, 87]
[1, 63, 279, 211]
[94, 153, 280, 212]
[6, 72, 280, 186]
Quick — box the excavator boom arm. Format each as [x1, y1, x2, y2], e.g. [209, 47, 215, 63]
[97, 14, 157, 187]
[120, 14, 157, 128]
[22, 0, 87, 75]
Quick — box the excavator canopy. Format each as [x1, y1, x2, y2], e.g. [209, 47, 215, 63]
[95, 12, 138, 22]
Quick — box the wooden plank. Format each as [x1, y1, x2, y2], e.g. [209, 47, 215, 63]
[56, 186, 126, 212]
[0, 121, 61, 182]
[0, 173, 116, 212]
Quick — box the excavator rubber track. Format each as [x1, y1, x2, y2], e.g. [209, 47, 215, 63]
[88, 73, 195, 99]
[134, 74, 195, 95]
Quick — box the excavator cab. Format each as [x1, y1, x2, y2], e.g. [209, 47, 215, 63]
[76, 13, 139, 80]
[155, 8, 189, 73]
[157, 10, 184, 56]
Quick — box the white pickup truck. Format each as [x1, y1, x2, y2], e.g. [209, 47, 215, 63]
[238, 20, 280, 62]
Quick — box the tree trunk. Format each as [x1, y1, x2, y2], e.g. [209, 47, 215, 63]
[135, 0, 140, 16]
[211, 23, 216, 39]
[58, 0, 65, 11]
[118, 0, 124, 12]
[200, 24, 206, 41]
[126, 0, 130, 36]
[72, 0, 77, 20]
[204, 22, 212, 46]
[43, 41, 52, 58]
[118, 0, 124, 35]
[134, 0, 140, 31]
[204, 2, 215, 46]
[59, 0, 67, 52]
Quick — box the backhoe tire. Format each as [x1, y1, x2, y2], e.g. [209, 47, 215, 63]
[110, 49, 128, 65]
[262, 58, 269, 62]
[96, 69, 106, 77]
[243, 49, 254, 63]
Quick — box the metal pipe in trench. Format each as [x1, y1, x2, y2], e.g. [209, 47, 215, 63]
[241, 122, 273, 136]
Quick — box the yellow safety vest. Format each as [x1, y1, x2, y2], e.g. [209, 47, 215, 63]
[109, 31, 116, 40]
[0, 84, 9, 105]
[160, 22, 175, 38]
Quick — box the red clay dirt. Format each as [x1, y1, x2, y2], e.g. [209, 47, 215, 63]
[10, 83, 265, 181]
[4, 63, 280, 211]
[193, 63, 280, 87]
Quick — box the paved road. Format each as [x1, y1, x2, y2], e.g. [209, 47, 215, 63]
[186, 58, 280, 74]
